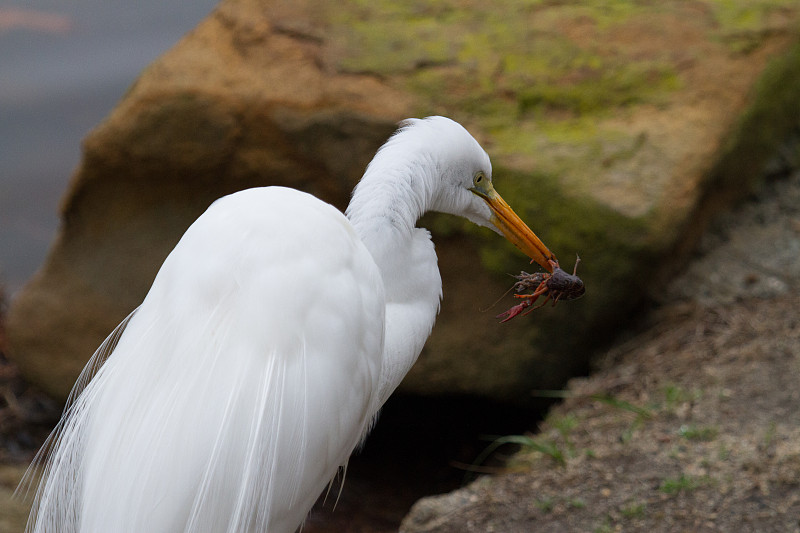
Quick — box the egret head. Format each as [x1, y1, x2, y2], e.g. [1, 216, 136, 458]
[404, 116, 555, 272]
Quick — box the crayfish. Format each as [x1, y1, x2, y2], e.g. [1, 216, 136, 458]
[497, 256, 585, 322]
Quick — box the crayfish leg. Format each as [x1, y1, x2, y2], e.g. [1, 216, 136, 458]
[550, 293, 561, 307]
[522, 293, 552, 316]
[512, 280, 549, 300]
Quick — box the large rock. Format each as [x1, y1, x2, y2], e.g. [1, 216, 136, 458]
[8, 0, 800, 402]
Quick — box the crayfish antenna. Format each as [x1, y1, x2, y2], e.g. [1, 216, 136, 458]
[572, 254, 581, 275]
[481, 282, 518, 313]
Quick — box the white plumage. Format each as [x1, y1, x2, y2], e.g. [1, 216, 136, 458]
[24, 117, 554, 533]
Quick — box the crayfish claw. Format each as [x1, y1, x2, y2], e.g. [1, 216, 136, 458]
[496, 301, 530, 323]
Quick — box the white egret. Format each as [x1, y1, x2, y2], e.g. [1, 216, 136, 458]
[24, 116, 555, 533]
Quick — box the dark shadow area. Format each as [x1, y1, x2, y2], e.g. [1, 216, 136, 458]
[304, 393, 550, 532]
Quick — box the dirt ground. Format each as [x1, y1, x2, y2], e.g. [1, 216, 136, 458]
[401, 159, 800, 532]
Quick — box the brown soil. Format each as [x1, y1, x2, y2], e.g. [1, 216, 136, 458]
[402, 292, 800, 532]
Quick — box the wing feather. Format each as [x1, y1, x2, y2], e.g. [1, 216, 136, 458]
[25, 187, 385, 533]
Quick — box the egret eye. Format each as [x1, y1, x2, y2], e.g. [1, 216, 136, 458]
[473, 172, 486, 187]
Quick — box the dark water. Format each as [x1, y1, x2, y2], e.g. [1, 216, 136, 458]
[0, 0, 217, 295]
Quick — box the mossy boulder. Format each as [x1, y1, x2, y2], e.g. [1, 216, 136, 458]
[7, 0, 800, 403]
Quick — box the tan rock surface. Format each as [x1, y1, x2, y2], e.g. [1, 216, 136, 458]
[7, 0, 800, 402]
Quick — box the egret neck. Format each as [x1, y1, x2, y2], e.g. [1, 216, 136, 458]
[346, 141, 442, 407]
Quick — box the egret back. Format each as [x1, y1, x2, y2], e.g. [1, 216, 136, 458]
[27, 187, 385, 533]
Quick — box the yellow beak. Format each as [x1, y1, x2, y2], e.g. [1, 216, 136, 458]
[471, 181, 555, 273]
